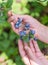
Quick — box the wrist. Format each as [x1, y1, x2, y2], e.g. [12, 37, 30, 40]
[37, 24, 48, 43]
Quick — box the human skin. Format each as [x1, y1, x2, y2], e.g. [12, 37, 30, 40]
[18, 39, 48, 65]
[7, 11, 48, 65]
[0, 58, 6, 65]
[8, 11, 48, 44]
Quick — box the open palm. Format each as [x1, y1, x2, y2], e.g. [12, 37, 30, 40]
[18, 39, 48, 65]
[8, 11, 40, 36]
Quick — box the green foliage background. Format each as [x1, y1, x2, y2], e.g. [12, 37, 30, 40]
[0, 0, 48, 65]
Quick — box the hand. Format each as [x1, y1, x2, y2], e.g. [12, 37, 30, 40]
[0, 58, 6, 65]
[8, 11, 48, 43]
[18, 39, 48, 65]
[8, 11, 41, 34]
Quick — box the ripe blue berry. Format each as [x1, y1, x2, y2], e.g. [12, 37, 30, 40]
[18, 18, 23, 23]
[16, 21, 20, 25]
[15, 18, 22, 29]
[30, 30, 35, 35]
[14, 23, 19, 28]
[25, 23, 30, 30]
[19, 31, 26, 36]
[34, 37, 38, 41]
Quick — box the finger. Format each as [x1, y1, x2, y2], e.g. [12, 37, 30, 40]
[32, 40, 41, 53]
[8, 15, 18, 23]
[23, 42, 29, 53]
[29, 39, 35, 54]
[23, 42, 29, 47]
[8, 16, 15, 22]
[32, 40, 48, 61]
[22, 55, 30, 65]
[10, 22, 19, 34]
[18, 39, 30, 65]
[8, 10, 14, 17]
[30, 59, 38, 65]
[18, 39, 26, 57]
[24, 45, 36, 61]
[32, 40, 44, 58]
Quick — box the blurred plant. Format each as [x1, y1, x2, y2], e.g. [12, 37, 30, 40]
[0, 0, 13, 22]
[0, 0, 48, 65]
[41, 15, 48, 25]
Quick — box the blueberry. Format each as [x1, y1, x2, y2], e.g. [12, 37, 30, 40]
[19, 31, 26, 36]
[30, 30, 35, 35]
[15, 23, 19, 28]
[25, 23, 30, 27]
[15, 23, 22, 29]
[18, 18, 23, 23]
[16, 21, 20, 25]
[15, 18, 22, 29]
[34, 37, 38, 41]
[25, 23, 30, 30]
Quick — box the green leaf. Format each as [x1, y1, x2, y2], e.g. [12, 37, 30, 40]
[9, 30, 16, 41]
[15, 55, 25, 65]
[0, 52, 8, 60]
[6, 0, 13, 8]
[2, 32, 8, 39]
[0, 40, 11, 51]
[41, 15, 48, 25]
[7, 47, 18, 56]
[6, 59, 14, 65]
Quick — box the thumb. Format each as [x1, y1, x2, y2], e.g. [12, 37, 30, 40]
[8, 10, 14, 17]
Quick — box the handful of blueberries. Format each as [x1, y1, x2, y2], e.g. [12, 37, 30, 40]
[14, 18, 37, 42]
